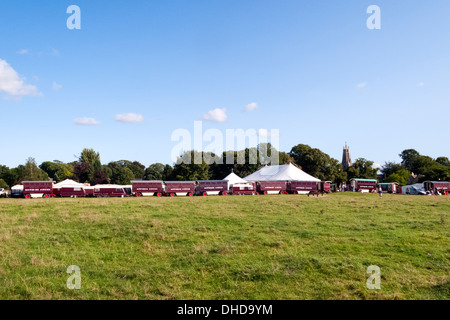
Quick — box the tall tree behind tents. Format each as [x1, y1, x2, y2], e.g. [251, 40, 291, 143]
[289, 144, 346, 183]
[73, 148, 103, 184]
[346, 158, 378, 180]
[172, 151, 211, 181]
[115, 160, 145, 180]
[107, 162, 135, 185]
[144, 163, 165, 180]
[0, 178, 9, 190]
[40, 161, 74, 182]
[0, 165, 17, 187]
[20, 157, 49, 182]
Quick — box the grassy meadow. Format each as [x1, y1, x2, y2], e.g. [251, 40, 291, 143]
[0, 193, 448, 300]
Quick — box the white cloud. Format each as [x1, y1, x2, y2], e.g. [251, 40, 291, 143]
[73, 118, 101, 126]
[115, 113, 144, 123]
[244, 102, 258, 112]
[0, 59, 41, 98]
[52, 81, 63, 91]
[18, 49, 28, 55]
[357, 82, 367, 88]
[203, 108, 227, 123]
[417, 82, 425, 87]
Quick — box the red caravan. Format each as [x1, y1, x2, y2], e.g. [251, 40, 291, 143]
[164, 181, 196, 197]
[22, 181, 55, 199]
[196, 180, 228, 196]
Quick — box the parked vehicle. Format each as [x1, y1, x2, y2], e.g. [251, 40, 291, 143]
[287, 181, 318, 195]
[164, 181, 195, 197]
[424, 181, 450, 193]
[131, 181, 164, 197]
[196, 180, 228, 196]
[232, 182, 257, 195]
[349, 179, 377, 193]
[256, 181, 287, 195]
[319, 181, 331, 194]
[23, 181, 55, 199]
[378, 182, 399, 194]
[0, 188, 9, 198]
[92, 185, 130, 197]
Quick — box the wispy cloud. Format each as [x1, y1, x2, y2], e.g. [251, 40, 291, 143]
[357, 82, 367, 88]
[203, 108, 228, 123]
[52, 81, 63, 91]
[73, 118, 101, 126]
[0, 58, 42, 99]
[115, 113, 144, 123]
[417, 82, 425, 87]
[18, 49, 28, 55]
[244, 102, 258, 112]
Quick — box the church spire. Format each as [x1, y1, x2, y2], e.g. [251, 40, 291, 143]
[342, 144, 352, 171]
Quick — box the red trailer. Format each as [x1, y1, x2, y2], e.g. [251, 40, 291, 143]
[23, 181, 55, 199]
[378, 182, 400, 194]
[424, 181, 450, 194]
[349, 179, 378, 193]
[93, 185, 128, 197]
[196, 180, 228, 196]
[58, 187, 86, 198]
[256, 181, 287, 195]
[131, 181, 164, 197]
[287, 181, 318, 195]
[232, 182, 257, 195]
[164, 181, 195, 197]
[319, 182, 331, 194]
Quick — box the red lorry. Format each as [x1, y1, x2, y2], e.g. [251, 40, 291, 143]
[232, 182, 257, 195]
[349, 179, 378, 193]
[23, 181, 55, 199]
[131, 181, 164, 197]
[92, 185, 129, 197]
[287, 181, 318, 194]
[196, 180, 228, 196]
[164, 181, 196, 197]
[256, 181, 287, 195]
[424, 181, 450, 194]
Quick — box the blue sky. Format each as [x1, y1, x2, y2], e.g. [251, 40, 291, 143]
[0, 0, 449, 169]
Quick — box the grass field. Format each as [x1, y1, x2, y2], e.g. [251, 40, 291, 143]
[0, 193, 448, 300]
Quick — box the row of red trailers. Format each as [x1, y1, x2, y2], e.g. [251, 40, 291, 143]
[21, 180, 332, 198]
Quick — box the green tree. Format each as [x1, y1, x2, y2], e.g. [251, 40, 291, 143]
[289, 144, 345, 182]
[74, 148, 102, 184]
[40, 161, 74, 182]
[108, 162, 135, 185]
[19, 158, 49, 182]
[144, 163, 165, 180]
[0, 178, 9, 190]
[347, 158, 378, 180]
[384, 169, 411, 186]
[399, 149, 421, 173]
[172, 151, 211, 181]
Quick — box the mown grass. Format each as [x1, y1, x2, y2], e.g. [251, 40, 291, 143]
[0, 193, 448, 300]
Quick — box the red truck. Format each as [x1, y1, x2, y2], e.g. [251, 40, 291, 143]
[92, 185, 129, 197]
[164, 182, 195, 197]
[424, 181, 450, 194]
[319, 182, 331, 194]
[131, 181, 164, 197]
[256, 181, 287, 195]
[287, 181, 318, 195]
[196, 180, 228, 196]
[232, 182, 257, 195]
[349, 179, 378, 193]
[23, 181, 55, 199]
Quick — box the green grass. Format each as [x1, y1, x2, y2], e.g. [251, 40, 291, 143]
[0, 193, 448, 300]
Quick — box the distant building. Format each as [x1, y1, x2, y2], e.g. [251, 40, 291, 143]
[342, 144, 352, 171]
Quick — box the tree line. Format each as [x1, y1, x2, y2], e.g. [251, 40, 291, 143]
[1, 145, 448, 190]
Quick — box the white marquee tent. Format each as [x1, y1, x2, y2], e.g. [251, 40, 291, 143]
[53, 179, 86, 189]
[244, 163, 320, 182]
[223, 172, 247, 189]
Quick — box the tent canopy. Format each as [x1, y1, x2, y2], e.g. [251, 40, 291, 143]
[53, 179, 86, 188]
[244, 163, 320, 182]
[223, 172, 247, 188]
